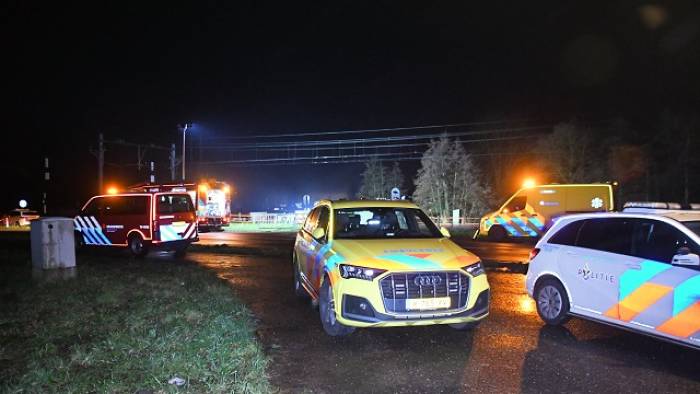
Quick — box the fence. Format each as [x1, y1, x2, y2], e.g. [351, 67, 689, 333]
[231, 212, 479, 226]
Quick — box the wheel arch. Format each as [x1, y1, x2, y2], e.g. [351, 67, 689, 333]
[534, 272, 573, 305]
[127, 229, 149, 242]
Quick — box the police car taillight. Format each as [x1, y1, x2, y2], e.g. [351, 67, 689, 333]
[528, 248, 540, 261]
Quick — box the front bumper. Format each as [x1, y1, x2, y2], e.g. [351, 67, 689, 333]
[152, 237, 198, 250]
[334, 271, 490, 328]
[341, 289, 490, 327]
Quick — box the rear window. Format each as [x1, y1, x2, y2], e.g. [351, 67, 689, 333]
[576, 218, 634, 255]
[157, 194, 194, 214]
[548, 220, 584, 246]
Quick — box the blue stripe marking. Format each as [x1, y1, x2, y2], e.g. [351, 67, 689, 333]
[85, 228, 102, 245]
[314, 243, 332, 280]
[495, 216, 520, 236]
[672, 274, 700, 316]
[93, 228, 111, 245]
[512, 217, 538, 236]
[619, 260, 671, 300]
[325, 253, 344, 271]
[82, 229, 98, 245]
[379, 254, 442, 269]
[528, 217, 545, 230]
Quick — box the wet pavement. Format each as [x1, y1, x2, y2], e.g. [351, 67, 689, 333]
[186, 238, 700, 393]
[197, 232, 533, 264]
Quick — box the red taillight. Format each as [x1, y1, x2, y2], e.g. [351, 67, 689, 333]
[528, 248, 540, 261]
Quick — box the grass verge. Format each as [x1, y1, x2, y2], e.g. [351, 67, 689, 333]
[189, 243, 290, 257]
[0, 250, 270, 393]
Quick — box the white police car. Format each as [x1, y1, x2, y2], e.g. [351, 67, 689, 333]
[525, 202, 700, 349]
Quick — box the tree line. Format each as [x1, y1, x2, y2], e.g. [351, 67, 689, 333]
[358, 113, 699, 220]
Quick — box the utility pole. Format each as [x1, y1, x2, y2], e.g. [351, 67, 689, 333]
[170, 143, 176, 181]
[98, 133, 104, 193]
[181, 123, 189, 181]
[149, 161, 155, 184]
[43, 157, 50, 215]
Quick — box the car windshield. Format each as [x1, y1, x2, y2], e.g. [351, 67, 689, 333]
[681, 220, 700, 238]
[334, 207, 442, 239]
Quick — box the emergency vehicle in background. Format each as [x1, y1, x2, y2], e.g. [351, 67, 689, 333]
[128, 180, 232, 232]
[74, 191, 198, 257]
[476, 183, 615, 241]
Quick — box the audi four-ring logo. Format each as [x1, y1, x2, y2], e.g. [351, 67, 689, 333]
[414, 275, 442, 287]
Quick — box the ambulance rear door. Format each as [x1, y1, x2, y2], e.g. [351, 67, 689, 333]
[564, 185, 612, 214]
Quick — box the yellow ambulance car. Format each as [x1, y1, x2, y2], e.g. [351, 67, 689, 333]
[477, 184, 614, 241]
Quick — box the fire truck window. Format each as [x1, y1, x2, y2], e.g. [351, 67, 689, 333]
[158, 194, 194, 214]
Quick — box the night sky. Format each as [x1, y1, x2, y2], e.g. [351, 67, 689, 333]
[4, 2, 700, 212]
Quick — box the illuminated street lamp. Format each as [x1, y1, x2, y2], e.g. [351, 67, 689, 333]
[180, 123, 190, 180]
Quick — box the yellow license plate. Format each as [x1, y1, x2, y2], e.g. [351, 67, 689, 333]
[406, 297, 451, 311]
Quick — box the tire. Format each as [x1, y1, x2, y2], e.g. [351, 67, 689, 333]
[449, 320, 482, 331]
[488, 225, 507, 242]
[534, 278, 571, 325]
[319, 276, 355, 336]
[74, 231, 85, 252]
[293, 256, 310, 299]
[128, 234, 149, 258]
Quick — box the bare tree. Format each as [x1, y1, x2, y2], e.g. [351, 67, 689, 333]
[414, 136, 490, 221]
[358, 156, 385, 199]
[536, 122, 603, 183]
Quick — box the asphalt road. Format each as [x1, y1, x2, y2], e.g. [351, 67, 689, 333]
[187, 233, 700, 393]
[198, 232, 533, 264]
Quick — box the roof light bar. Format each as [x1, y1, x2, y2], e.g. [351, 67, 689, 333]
[623, 201, 682, 210]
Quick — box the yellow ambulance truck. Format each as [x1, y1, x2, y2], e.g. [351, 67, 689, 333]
[476, 183, 614, 241]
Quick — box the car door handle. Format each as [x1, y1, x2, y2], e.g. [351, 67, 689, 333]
[625, 263, 641, 270]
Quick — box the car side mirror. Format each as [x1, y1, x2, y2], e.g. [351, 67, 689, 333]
[672, 248, 700, 267]
[440, 227, 451, 238]
[312, 227, 326, 241]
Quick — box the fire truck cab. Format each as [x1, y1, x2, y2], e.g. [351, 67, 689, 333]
[74, 192, 198, 257]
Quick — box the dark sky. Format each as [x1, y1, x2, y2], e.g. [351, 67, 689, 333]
[4, 1, 700, 212]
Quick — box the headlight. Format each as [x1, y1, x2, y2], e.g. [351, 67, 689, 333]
[339, 264, 386, 281]
[462, 261, 485, 277]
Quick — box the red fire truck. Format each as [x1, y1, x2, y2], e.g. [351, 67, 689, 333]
[74, 191, 198, 257]
[129, 181, 231, 231]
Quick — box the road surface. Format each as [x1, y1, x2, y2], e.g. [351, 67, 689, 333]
[198, 232, 533, 264]
[185, 233, 700, 393]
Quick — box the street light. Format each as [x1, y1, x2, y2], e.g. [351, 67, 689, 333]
[180, 123, 190, 180]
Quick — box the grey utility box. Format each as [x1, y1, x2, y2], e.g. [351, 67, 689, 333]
[30, 217, 76, 270]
